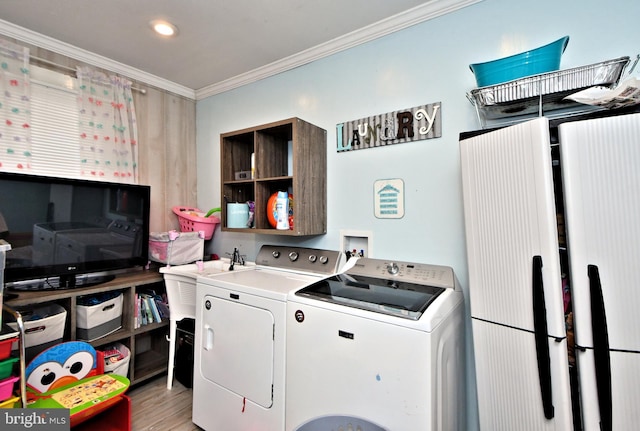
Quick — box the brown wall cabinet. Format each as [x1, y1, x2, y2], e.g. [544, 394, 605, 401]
[221, 117, 327, 236]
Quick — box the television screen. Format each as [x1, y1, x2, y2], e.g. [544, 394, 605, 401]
[0, 172, 151, 289]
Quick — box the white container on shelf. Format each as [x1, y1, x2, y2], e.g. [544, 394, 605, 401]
[276, 191, 289, 230]
[77, 292, 123, 341]
[7, 303, 66, 361]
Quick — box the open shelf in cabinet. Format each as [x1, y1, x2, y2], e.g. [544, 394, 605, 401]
[221, 117, 327, 236]
[131, 328, 169, 383]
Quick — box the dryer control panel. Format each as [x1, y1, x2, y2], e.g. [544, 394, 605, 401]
[255, 245, 343, 275]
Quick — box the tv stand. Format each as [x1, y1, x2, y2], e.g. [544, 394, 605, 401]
[59, 273, 117, 289]
[9, 272, 121, 291]
[4, 269, 168, 386]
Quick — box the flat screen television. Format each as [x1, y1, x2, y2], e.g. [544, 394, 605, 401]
[0, 171, 151, 290]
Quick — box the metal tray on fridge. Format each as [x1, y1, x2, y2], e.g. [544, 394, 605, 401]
[467, 56, 630, 125]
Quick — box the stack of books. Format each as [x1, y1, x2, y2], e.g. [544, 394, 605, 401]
[135, 290, 170, 328]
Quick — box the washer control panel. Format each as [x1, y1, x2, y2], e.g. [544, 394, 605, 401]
[257, 245, 343, 275]
[347, 257, 457, 288]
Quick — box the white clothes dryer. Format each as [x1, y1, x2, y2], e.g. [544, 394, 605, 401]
[160, 258, 255, 389]
[193, 245, 344, 431]
[285, 257, 466, 431]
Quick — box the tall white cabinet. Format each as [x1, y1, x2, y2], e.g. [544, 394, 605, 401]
[460, 110, 640, 431]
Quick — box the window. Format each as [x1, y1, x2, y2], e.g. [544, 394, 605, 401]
[29, 65, 82, 178]
[4, 64, 139, 184]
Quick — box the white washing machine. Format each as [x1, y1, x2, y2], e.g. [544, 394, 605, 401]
[285, 257, 466, 431]
[193, 245, 344, 431]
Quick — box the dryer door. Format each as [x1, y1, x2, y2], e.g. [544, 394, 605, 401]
[200, 295, 275, 408]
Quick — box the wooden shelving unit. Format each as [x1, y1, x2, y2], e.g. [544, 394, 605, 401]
[221, 117, 327, 236]
[5, 270, 168, 386]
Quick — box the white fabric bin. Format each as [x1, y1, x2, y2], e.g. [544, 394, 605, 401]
[77, 292, 123, 341]
[7, 303, 67, 361]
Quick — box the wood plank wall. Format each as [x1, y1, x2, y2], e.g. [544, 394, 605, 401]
[6, 37, 198, 234]
[135, 88, 197, 233]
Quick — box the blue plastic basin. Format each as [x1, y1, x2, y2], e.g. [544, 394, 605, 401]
[470, 36, 570, 87]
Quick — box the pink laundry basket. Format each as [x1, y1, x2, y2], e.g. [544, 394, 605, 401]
[172, 206, 220, 240]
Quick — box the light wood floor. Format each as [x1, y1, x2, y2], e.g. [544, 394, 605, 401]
[128, 376, 202, 431]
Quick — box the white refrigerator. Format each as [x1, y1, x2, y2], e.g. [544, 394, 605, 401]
[460, 111, 640, 431]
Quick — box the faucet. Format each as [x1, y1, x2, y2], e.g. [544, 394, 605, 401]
[228, 247, 245, 271]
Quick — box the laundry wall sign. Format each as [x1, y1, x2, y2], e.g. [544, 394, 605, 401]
[337, 102, 441, 152]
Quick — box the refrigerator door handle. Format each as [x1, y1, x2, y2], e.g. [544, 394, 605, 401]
[588, 264, 612, 431]
[532, 255, 554, 419]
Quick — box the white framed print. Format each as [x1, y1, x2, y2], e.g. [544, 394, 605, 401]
[374, 178, 404, 219]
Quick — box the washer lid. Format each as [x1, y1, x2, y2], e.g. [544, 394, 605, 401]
[295, 273, 445, 320]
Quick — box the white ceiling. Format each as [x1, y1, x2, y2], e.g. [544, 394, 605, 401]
[0, 0, 478, 99]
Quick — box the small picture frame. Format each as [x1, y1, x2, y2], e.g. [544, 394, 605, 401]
[374, 178, 404, 219]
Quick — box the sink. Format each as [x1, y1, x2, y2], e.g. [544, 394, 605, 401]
[160, 257, 256, 320]
[159, 258, 255, 279]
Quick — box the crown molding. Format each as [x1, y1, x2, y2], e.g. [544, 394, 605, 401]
[195, 0, 482, 100]
[0, 0, 481, 102]
[0, 19, 196, 100]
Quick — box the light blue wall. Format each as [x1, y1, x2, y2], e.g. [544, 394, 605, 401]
[196, 0, 640, 428]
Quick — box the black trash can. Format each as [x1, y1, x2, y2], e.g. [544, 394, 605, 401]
[175, 318, 195, 388]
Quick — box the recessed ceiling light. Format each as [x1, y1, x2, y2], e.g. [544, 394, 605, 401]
[150, 20, 178, 37]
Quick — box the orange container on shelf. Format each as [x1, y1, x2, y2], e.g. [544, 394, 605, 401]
[172, 206, 220, 240]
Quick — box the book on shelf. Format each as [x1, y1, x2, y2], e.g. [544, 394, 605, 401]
[134, 293, 140, 329]
[139, 296, 148, 325]
[144, 296, 154, 324]
[155, 298, 170, 320]
[146, 294, 161, 323]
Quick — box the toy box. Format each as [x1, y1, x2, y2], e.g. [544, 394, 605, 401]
[77, 292, 123, 342]
[149, 230, 204, 265]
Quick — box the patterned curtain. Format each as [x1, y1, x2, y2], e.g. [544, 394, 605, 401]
[0, 39, 31, 172]
[76, 66, 139, 183]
